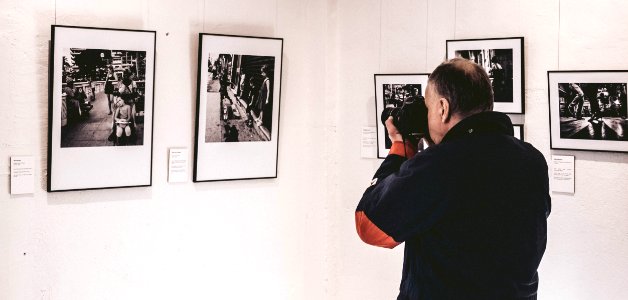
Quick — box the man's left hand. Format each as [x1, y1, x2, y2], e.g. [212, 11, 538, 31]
[385, 116, 404, 143]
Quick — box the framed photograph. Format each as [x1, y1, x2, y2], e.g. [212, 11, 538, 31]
[47, 25, 155, 192]
[548, 71, 628, 153]
[446, 37, 524, 114]
[194, 33, 283, 181]
[374, 74, 430, 158]
[513, 124, 524, 141]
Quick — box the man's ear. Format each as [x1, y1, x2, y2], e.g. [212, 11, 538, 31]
[439, 98, 451, 123]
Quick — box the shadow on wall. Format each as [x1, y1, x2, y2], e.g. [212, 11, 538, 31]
[46, 186, 154, 205]
[550, 149, 628, 164]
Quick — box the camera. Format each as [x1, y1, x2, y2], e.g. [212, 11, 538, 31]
[380, 93, 429, 143]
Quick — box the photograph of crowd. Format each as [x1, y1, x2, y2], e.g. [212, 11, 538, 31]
[205, 53, 275, 143]
[455, 49, 513, 103]
[61, 48, 147, 147]
[558, 82, 627, 141]
[382, 83, 422, 148]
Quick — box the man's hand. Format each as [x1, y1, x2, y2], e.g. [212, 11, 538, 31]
[385, 116, 404, 143]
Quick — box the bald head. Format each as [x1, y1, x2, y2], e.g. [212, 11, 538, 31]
[428, 58, 494, 117]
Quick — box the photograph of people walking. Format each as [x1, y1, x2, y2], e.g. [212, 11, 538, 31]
[557, 82, 627, 140]
[48, 25, 155, 192]
[374, 73, 429, 158]
[204, 53, 275, 143]
[447, 37, 524, 113]
[381, 83, 422, 149]
[455, 49, 513, 103]
[548, 71, 628, 153]
[60, 48, 147, 147]
[194, 33, 282, 182]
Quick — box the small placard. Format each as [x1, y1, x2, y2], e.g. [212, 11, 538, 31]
[168, 148, 189, 183]
[361, 127, 377, 158]
[11, 156, 35, 194]
[551, 155, 575, 194]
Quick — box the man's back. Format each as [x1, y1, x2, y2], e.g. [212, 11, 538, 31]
[358, 112, 550, 299]
[358, 59, 550, 299]
[402, 114, 548, 299]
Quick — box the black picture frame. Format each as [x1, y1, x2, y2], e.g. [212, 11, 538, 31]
[374, 73, 430, 158]
[446, 37, 525, 114]
[513, 124, 524, 141]
[47, 25, 156, 192]
[194, 33, 283, 182]
[547, 70, 628, 153]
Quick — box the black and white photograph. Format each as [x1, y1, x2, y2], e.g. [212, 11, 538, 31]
[455, 49, 513, 103]
[195, 33, 283, 182]
[382, 83, 423, 149]
[374, 74, 429, 158]
[204, 54, 275, 143]
[48, 25, 156, 191]
[447, 37, 524, 113]
[557, 83, 627, 138]
[548, 71, 628, 152]
[61, 48, 147, 147]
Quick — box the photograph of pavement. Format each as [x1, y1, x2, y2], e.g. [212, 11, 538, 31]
[204, 77, 265, 143]
[559, 116, 627, 140]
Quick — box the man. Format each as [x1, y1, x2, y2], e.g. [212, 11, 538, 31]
[356, 58, 551, 299]
[406, 86, 421, 103]
[117, 69, 138, 103]
[565, 83, 585, 119]
[63, 78, 81, 121]
[256, 65, 272, 130]
[219, 72, 230, 101]
[489, 56, 506, 102]
[583, 84, 602, 123]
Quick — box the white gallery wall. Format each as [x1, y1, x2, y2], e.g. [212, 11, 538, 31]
[0, 0, 627, 299]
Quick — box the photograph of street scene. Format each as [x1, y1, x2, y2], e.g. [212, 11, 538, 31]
[558, 82, 627, 141]
[382, 83, 422, 148]
[61, 48, 147, 147]
[455, 49, 513, 103]
[205, 53, 275, 143]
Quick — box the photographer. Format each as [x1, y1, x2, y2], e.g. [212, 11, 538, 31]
[356, 58, 551, 299]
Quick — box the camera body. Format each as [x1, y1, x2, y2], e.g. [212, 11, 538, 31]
[381, 95, 429, 143]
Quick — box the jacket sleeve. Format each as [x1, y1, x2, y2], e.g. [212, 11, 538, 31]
[355, 142, 452, 248]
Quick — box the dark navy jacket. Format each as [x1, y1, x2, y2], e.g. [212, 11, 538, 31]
[356, 112, 551, 300]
